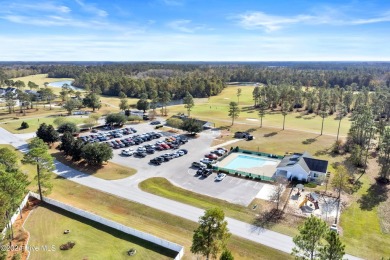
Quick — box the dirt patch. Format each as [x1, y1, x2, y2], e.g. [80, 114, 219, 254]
[6, 198, 40, 260]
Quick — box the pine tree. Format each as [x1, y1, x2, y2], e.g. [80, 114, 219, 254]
[292, 215, 327, 260]
[183, 91, 194, 116]
[228, 102, 240, 125]
[191, 208, 231, 260]
[318, 231, 345, 260]
[258, 100, 267, 128]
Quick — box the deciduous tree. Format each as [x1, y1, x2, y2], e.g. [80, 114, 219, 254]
[82, 143, 113, 165]
[183, 91, 194, 116]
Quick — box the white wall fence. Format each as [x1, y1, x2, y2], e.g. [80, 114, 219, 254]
[1, 192, 31, 239]
[29, 192, 184, 259]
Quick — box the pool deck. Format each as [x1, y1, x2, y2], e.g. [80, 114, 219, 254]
[216, 152, 281, 178]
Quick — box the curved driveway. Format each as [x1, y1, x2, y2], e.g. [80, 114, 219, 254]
[0, 127, 361, 260]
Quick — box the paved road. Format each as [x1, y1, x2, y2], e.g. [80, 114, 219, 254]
[0, 126, 362, 260]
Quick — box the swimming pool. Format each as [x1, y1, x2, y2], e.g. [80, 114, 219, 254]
[224, 155, 277, 170]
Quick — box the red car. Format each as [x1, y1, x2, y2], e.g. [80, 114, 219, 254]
[205, 153, 218, 160]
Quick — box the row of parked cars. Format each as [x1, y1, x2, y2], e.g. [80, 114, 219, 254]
[80, 127, 138, 143]
[149, 149, 189, 165]
[191, 147, 228, 180]
[121, 135, 189, 158]
[106, 132, 164, 149]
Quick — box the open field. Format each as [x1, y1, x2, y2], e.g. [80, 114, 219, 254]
[0, 107, 67, 121]
[340, 170, 390, 259]
[50, 143, 137, 180]
[139, 177, 301, 237]
[0, 115, 85, 134]
[10, 74, 75, 95]
[25, 204, 176, 260]
[168, 86, 352, 136]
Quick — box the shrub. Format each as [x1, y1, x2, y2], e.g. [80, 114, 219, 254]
[304, 182, 317, 188]
[20, 121, 29, 129]
[11, 253, 21, 260]
[155, 125, 163, 129]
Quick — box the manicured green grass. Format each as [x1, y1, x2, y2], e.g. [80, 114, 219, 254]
[168, 86, 352, 136]
[49, 176, 292, 260]
[25, 204, 176, 260]
[340, 175, 390, 259]
[139, 177, 301, 237]
[0, 115, 85, 134]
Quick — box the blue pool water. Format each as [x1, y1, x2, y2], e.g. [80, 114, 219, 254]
[225, 155, 275, 170]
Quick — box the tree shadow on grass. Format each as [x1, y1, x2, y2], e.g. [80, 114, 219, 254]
[251, 208, 285, 233]
[358, 180, 389, 211]
[302, 138, 317, 145]
[264, 132, 278, 138]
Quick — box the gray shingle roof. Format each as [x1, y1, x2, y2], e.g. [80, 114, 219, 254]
[277, 151, 328, 174]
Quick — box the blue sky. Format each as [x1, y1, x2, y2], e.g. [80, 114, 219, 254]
[0, 0, 389, 61]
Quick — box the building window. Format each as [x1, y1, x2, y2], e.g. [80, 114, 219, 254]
[313, 172, 319, 178]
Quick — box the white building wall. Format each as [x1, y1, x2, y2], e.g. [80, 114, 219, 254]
[277, 164, 309, 181]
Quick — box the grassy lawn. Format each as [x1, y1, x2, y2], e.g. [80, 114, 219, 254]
[340, 174, 390, 259]
[47, 176, 291, 260]
[168, 86, 351, 136]
[25, 204, 176, 260]
[0, 115, 85, 134]
[10, 74, 75, 95]
[49, 144, 136, 180]
[139, 177, 301, 237]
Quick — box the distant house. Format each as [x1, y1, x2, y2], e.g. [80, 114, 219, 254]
[275, 152, 328, 182]
[171, 115, 213, 130]
[25, 90, 41, 99]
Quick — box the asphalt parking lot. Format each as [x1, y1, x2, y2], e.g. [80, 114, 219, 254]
[85, 121, 272, 206]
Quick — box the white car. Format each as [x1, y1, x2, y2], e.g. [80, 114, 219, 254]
[121, 149, 134, 156]
[200, 158, 216, 165]
[176, 150, 185, 156]
[215, 173, 227, 181]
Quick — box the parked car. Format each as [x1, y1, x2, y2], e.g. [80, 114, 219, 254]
[330, 224, 339, 234]
[192, 161, 207, 168]
[202, 169, 213, 177]
[134, 151, 147, 158]
[121, 149, 134, 156]
[150, 121, 161, 125]
[211, 150, 225, 156]
[205, 153, 218, 160]
[179, 149, 188, 154]
[149, 158, 161, 165]
[146, 148, 155, 154]
[217, 147, 228, 153]
[176, 150, 185, 156]
[215, 173, 227, 181]
[200, 158, 216, 165]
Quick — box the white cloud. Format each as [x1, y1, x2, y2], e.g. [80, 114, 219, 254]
[1, 33, 389, 61]
[74, 0, 108, 17]
[167, 19, 206, 33]
[235, 10, 390, 31]
[0, 1, 71, 14]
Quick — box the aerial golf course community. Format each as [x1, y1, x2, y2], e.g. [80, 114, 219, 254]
[0, 64, 389, 260]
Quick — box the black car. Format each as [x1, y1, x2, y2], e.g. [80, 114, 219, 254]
[202, 169, 213, 177]
[130, 127, 137, 133]
[149, 159, 161, 165]
[134, 152, 147, 158]
[150, 121, 161, 125]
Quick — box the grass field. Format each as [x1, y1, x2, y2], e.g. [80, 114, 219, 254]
[25, 204, 176, 260]
[47, 176, 292, 260]
[50, 143, 136, 180]
[139, 177, 301, 237]
[10, 74, 75, 95]
[168, 86, 352, 136]
[340, 173, 390, 259]
[0, 115, 85, 134]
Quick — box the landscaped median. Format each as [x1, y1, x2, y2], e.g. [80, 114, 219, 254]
[49, 143, 136, 180]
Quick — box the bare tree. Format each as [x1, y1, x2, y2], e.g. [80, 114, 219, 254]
[269, 176, 288, 210]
